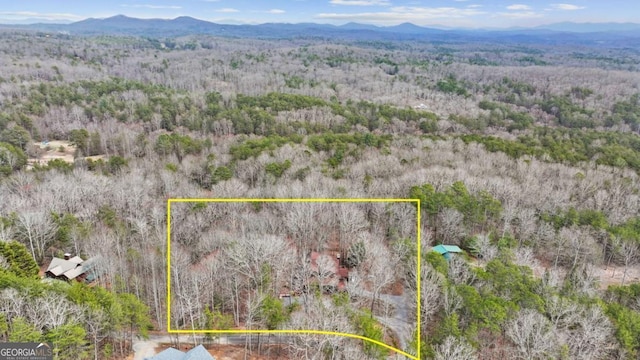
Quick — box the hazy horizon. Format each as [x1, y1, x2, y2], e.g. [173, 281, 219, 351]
[0, 0, 636, 29]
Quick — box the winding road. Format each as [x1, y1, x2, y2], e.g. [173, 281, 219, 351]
[375, 293, 415, 352]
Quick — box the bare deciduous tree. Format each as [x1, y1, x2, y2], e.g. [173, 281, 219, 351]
[506, 309, 558, 360]
[15, 211, 57, 263]
[566, 305, 615, 360]
[447, 256, 476, 286]
[434, 336, 478, 360]
[412, 262, 444, 328]
[438, 208, 465, 245]
[618, 239, 639, 286]
[545, 295, 581, 329]
[315, 254, 339, 291]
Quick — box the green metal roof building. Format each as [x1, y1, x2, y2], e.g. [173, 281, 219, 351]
[432, 244, 463, 260]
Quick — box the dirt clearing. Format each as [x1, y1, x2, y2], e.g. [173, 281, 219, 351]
[26, 140, 105, 169]
[27, 140, 76, 169]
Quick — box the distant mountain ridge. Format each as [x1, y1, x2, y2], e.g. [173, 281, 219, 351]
[533, 21, 640, 33]
[1, 15, 639, 46]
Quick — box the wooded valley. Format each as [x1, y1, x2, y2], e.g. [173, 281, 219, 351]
[1, 27, 640, 359]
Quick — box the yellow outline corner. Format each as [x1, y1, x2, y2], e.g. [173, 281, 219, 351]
[166, 198, 421, 360]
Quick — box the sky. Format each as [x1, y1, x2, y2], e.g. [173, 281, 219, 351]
[0, 0, 636, 28]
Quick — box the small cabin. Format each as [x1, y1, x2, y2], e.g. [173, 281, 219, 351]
[432, 244, 463, 260]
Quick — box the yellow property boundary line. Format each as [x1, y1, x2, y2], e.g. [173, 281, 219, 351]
[166, 198, 421, 360]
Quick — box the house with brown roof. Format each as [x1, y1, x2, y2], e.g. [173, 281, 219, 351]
[309, 251, 349, 293]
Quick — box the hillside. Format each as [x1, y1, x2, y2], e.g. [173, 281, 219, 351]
[0, 24, 640, 359]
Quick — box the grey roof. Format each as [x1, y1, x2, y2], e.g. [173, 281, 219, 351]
[148, 345, 215, 360]
[82, 256, 105, 283]
[184, 345, 214, 360]
[46, 257, 83, 278]
[46, 256, 105, 282]
[62, 266, 85, 280]
[68, 256, 84, 264]
[147, 348, 184, 360]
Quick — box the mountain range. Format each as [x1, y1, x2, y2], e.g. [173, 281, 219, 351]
[2, 15, 640, 46]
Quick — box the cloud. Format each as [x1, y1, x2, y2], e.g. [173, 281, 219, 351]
[550, 3, 585, 10]
[0, 11, 82, 21]
[121, 4, 182, 9]
[330, 0, 391, 6]
[316, 6, 486, 25]
[506, 4, 531, 10]
[499, 4, 542, 19]
[497, 11, 543, 18]
[267, 9, 286, 14]
[215, 8, 240, 13]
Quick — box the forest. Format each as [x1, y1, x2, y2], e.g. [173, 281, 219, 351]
[0, 27, 640, 359]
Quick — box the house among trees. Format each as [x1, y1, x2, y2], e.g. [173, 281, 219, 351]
[45, 253, 104, 283]
[148, 345, 215, 360]
[310, 251, 350, 292]
[432, 244, 463, 260]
